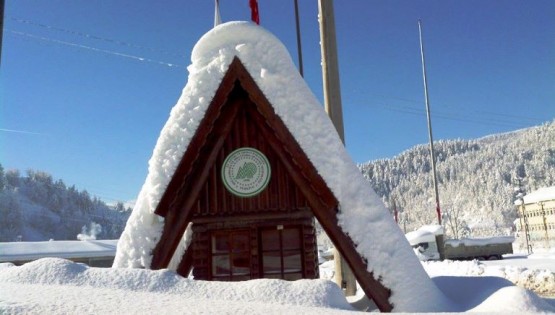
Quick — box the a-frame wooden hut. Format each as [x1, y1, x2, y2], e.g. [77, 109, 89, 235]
[149, 57, 391, 310]
[115, 22, 449, 313]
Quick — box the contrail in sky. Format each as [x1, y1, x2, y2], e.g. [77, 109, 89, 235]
[8, 30, 186, 69]
[0, 128, 44, 135]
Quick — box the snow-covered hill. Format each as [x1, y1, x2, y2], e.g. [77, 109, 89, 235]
[359, 120, 555, 240]
[0, 167, 130, 242]
[2, 121, 553, 243]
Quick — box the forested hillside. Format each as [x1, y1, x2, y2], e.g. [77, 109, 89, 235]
[0, 166, 131, 242]
[2, 122, 553, 244]
[359, 121, 555, 239]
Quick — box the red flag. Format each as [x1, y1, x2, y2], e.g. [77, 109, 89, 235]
[249, 0, 260, 25]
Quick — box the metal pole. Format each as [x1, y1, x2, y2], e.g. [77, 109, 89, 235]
[0, 0, 5, 67]
[418, 19, 441, 225]
[521, 202, 533, 254]
[293, 0, 304, 77]
[214, 0, 222, 27]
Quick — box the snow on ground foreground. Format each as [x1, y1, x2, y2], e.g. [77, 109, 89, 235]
[0, 258, 354, 314]
[2, 258, 555, 314]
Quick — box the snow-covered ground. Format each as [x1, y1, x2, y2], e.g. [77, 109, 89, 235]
[423, 252, 555, 298]
[1, 253, 554, 314]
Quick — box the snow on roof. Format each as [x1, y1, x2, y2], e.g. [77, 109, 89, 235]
[0, 240, 117, 262]
[523, 186, 555, 204]
[445, 236, 515, 248]
[405, 230, 436, 246]
[113, 21, 450, 312]
[418, 224, 444, 235]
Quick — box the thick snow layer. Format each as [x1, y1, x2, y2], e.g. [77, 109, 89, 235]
[406, 229, 436, 245]
[0, 240, 117, 262]
[1, 258, 554, 313]
[523, 186, 555, 204]
[0, 258, 354, 314]
[445, 236, 515, 247]
[113, 21, 448, 311]
[418, 224, 444, 235]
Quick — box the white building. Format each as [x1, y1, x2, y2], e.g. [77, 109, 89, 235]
[515, 186, 555, 250]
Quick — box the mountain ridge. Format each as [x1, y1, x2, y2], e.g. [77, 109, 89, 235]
[1, 121, 553, 244]
[358, 120, 555, 244]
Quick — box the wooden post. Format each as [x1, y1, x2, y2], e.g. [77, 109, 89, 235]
[318, 0, 344, 142]
[318, 0, 355, 296]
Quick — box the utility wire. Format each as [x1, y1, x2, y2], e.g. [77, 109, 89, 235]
[347, 92, 545, 128]
[8, 30, 186, 69]
[8, 16, 187, 59]
[361, 93, 543, 124]
[367, 101, 537, 129]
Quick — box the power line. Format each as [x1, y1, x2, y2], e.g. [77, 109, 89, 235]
[363, 93, 544, 124]
[367, 101, 537, 129]
[8, 30, 186, 69]
[347, 91, 545, 128]
[8, 16, 188, 60]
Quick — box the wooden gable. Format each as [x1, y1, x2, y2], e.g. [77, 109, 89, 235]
[149, 57, 393, 312]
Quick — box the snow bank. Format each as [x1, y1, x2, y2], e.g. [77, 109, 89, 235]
[432, 276, 555, 312]
[0, 258, 354, 314]
[113, 21, 449, 312]
[2, 258, 554, 313]
[423, 259, 555, 297]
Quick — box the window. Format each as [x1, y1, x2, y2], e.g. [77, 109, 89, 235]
[260, 227, 303, 280]
[210, 230, 251, 281]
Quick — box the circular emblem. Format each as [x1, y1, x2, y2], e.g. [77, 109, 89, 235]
[221, 147, 271, 198]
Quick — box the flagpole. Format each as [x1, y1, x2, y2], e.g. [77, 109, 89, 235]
[0, 0, 4, 67]
[214, 0, 221, 27]
[418, 19, 442, 226]
[293, 0, 304, 77]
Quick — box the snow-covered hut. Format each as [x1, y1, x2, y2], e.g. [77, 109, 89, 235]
[114, 21, 450, 312]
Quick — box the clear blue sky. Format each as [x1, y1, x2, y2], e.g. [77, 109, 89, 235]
[1, 1, 554, 204]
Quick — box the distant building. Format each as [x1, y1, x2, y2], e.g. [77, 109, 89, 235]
[515, 186, 555, 250]
[0, 240, 117, 267]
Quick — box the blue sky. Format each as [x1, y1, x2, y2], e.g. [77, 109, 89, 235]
[1, 1, 554, 204]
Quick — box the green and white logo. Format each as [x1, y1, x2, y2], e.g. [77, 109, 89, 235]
[221, 147, 271, 198]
